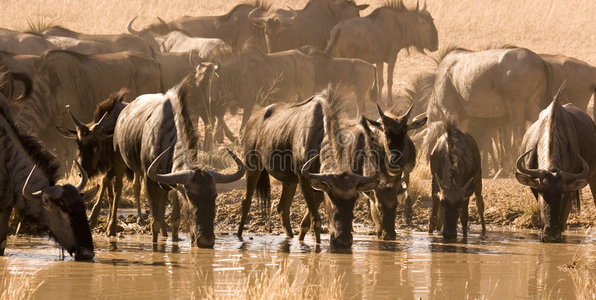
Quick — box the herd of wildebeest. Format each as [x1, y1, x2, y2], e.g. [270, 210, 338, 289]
[0, 0, 594, 261]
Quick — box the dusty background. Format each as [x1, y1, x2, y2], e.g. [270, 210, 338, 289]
[3, 0, 595, 235]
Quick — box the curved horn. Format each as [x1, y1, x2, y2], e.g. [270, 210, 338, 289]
[376, 104, 385, 118]
[351, 169, 380, 186]
[402, 103, 415, 121]
[188, 50, 198, 68]
[205, 149, 246, 184]
[74, 161, 88, 191]
[248, 8, 268, 24]
[157, 17, 167, 26]
[127, 16, 143, 35]
[422, 1, 427, 11]
[22, 166, 42, 201]
[66, 105, 88, 131]
[516, 149, 542, 179]
[300, 154, 319, 180]
[561, 155, 590, 182]
[93, 112, 108, 131]
[147, 147, 194, 185]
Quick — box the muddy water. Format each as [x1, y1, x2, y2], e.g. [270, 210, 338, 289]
[2, 228, 595, 299]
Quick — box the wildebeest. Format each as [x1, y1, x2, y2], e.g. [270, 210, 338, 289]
[248, 0, 368, 52]
[0, 87, 97, 260]
[325, 0, 438, 103]
[30, 25, 156, 57]
[56, 89, 144, 235]
[0, 28, 56, 55]
[114, 63, 245, 247]
[211, 48, 315, 128]
[158, 31, 233, 58]
[515, 89, 596, 242]
[540, 53, 596, 119]
[239, 86, 379, 247]
[15, 50, 161, 165]
[126, 1, 269, 52]
[298, 45, 378, 116]
[362, 104, 427, 238]
[422, 46, 552, 175]
[429, 122, 486, 239]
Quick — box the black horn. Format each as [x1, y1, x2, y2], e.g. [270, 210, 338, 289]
[127, 16, 143, 35]
[515, 149, 542, 179]
[147, 147, 194, 185]
[66, 105, 88, 131]
[74, 161, 88, 191]
[205, 149, 246, 183]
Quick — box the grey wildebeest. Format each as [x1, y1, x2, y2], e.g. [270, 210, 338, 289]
[298, 45, 378, 117]
[211, 48, 315, 130]
[15, 50, 161, 165]
[428, 122, 486, 240]
[0, 28, 56, 55]
[515, 90, 596, 242]
[239, 86, 379, 247]
[248, 0, 368, 53]
[0, 88, 97, 260]
[56, 89, 144, 235]
[114, 63, 245, 247]
[540, 53, 596, 119]
[362, 104, 427, 238]
[325, 0, 438, 103]
[29, 25, 156, 57]
[125, 1, 269, 52]
[422, 46, 552, 176]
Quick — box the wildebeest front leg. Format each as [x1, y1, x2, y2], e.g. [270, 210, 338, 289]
[0, 207, 12, 256]
[278, 182, 297, 238]
[170, 191, 181, 242]
[460, 199, 470, 239]
[107, 171, 124, 236]
[298, 180, 322, 244]
[89, 174, 113, 228]
[429, 180, 440, 233]
[145, 177, 168, 243]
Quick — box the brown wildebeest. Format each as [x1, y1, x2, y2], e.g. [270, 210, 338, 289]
[422, 46, 553, 176]
[362, 104, 426, 237]
[56, 90, 145, 235]
[0, 83, 98, 260]
[248, 0, 368, 52]
[516, 89, 596, 242]
[429, 122, 485, 240]
[114, 63, 245, 247]
[126, 0, 269, 52]
[325, 0, 438, 104]
[298, 45, 378, 116]
[15, 50, 162, 166]
[0, 27, 57, 55]
[211, 48, 315, 129]
[239, 86, 379, 247]
[540, 53, 596, 119]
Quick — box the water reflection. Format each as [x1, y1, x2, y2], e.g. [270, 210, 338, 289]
[0, 229, 590, 298]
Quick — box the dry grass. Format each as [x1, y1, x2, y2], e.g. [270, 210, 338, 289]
[558, 249, 596, 300]
[191, 255, 344, 300]
[0, 266, 43, 300]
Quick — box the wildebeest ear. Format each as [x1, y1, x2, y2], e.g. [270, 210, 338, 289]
[356, 4, 369, 10]
[563, 178, 589, 192]
[515, 172, 539, 189]
[407, 114, 427, 131]
[81, 185, 100, 203]
[56, 127, 77, 139]
[365, 117, 381, 129]
[356, 178, 380, 192]
[309, 177, 330, 192]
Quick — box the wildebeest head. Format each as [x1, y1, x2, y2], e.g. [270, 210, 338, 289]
[413, 1, 438, 52]
[515, 149, 590, 242]
[147, 147, 245, 248]
[433, 172, 474, 239]
[127, 16, 174, 52]
[22, 162, 98, 260]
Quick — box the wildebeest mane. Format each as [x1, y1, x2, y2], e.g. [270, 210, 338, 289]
[172, 74, 200, 163]
[445, 121, 459, 186]
[93, 88, 129, 122]
[320, 85, 349, 167]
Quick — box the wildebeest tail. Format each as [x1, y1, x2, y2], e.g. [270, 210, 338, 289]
[255, 170, 271, 214]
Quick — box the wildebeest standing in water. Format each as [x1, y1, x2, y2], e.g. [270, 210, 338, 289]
[429, 122, 486, 239]
[539, 53, 596, 119]
[114, 63, 245, 247]
[56, 89, 144, 236]
[210, 48, 315, 129]
[14, 50, 161, 167]
[298, 45, 378, 117]
[325, 0, 438, 104]
[363, 104, 427, 238]
[248, 0, 368, 53]
[126, 1, 270, 52]
[0, 87, 98, 260]
[239, 87, 379, 247]
[515, 89, 596, 242]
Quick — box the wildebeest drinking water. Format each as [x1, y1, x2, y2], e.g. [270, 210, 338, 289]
[114, 63, 245, 247]
[0, 83, 98, 260]
[429, 122, 486, 240]
[239, 86, 379, 247]
[516, 88, 596, 242]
